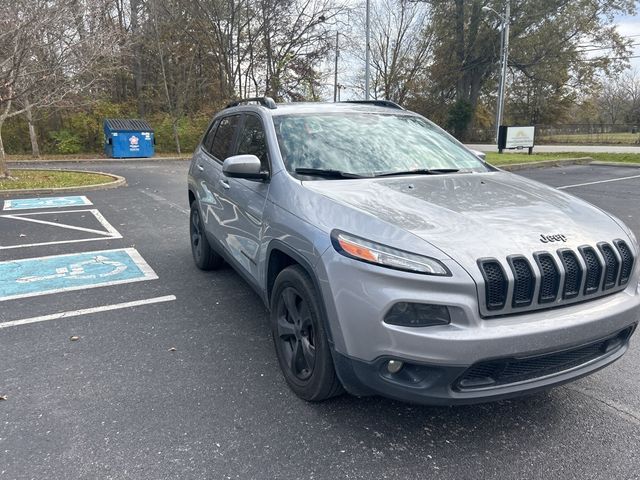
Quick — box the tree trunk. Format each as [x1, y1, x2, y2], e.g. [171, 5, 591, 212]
[454, 0, 465, 102]
[0, 119, 9, 178]
[25, 99, 40, 158]
[130, 0, 144, 116]
[172, 120, 181, 155]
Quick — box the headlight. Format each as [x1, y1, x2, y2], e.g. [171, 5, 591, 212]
[331, 230, 450, 275]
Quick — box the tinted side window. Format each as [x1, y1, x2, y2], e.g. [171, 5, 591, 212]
[236, 115, 269, 170]
[210, 115, 240, 160]
[203, 120, 219, 153]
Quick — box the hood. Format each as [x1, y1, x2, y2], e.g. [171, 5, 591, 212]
[303, 171, 628, 268]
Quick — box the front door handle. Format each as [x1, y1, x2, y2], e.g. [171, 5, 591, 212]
[196, 164, 204, 172]
[219, 178, 230, 190]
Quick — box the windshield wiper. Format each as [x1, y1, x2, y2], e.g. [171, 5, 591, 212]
[294, 167, 367, 179]
[374, 168, 460, 177]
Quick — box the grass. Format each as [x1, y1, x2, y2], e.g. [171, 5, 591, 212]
[540, 132, 640, 145]
[485, 152, 640, 166]
[0, 169, 115, 190]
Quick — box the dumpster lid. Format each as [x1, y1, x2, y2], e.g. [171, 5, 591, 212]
[104, 118, 154, 132]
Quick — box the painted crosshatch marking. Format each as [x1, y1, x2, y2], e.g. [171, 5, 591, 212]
[0, 248, 158, 302]
[3, 196, 93, 211]
[0, 209, 122, 250]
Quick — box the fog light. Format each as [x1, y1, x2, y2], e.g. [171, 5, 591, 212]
[387, 360, 404, 374]
[384, 302, 450, 327]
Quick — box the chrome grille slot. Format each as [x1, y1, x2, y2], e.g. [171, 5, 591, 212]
[579, 246, 603, 295]
[558, 249, 582, 299]
[614, 239, 634, 285]
[534, 252, 560, 303]
[598, 242, 620, 290]
[478, 259, 507, 311]
[508, 256, 534, 307]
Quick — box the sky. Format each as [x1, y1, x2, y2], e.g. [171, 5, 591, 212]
[613, 9, 640, 70]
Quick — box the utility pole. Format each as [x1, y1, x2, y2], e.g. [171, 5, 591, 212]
[333, 31, 339, 102]
[365, 0, 371, 99]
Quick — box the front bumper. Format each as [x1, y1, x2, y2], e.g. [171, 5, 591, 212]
[332, 326, 634, 405]
[316, 248, 640, 404]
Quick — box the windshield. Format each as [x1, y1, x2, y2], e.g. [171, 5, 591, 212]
[273, 113, 489, 177]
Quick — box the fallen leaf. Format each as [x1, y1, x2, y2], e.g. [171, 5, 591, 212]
[70, 335, 80, 341]
[168, 347, 177, 352]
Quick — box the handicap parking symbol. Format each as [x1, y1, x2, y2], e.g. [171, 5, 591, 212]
[17, 256, 128, 284]
[0, 248, 158, 301]
[3, 196, 93, 211]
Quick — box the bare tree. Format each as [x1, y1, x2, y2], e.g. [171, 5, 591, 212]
[366, 0, 434, 103]
[0, 0, 119, 177]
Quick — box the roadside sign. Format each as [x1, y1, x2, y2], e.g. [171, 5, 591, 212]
[498, 125, 536, 154]
[3, 196, 93, 211]
[0, 248, 157, 301]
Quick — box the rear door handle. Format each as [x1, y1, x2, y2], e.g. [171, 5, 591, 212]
[196, 164, 204, 172]
[219, 178, 230, 189]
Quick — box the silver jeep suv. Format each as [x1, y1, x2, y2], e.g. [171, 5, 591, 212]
[187, 98, 639, 405]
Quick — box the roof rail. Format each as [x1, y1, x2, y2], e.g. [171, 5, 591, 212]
[225, 96, 277, 109]
[342, 100, 405, 110]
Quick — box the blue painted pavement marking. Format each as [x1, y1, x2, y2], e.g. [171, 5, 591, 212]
[0, 248, 158, 302]
[3, 196, 93, 211]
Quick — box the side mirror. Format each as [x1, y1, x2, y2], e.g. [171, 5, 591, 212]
[222, 154, 268, 180]
[470, 149, 487, 162]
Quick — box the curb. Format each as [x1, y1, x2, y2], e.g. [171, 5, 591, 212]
[590, 161, 640, 168]
[7, 156, 189, 164]
[0, 168, 126, 196]
[498, 157, 592, 171]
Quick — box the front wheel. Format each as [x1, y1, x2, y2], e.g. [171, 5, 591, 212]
[190, 201, 224, 270]
[270, 265, 343, 401]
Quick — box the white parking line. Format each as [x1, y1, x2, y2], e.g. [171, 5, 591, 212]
[558, 173, 640, 190]
[0, 295, 177, 329]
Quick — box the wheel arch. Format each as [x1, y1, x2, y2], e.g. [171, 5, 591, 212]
[265, 241, 335, 340]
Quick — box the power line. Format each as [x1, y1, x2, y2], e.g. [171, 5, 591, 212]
[577, 54, 640, 61]
[576, 42, 640, 53]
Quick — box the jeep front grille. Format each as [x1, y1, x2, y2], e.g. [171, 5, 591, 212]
[478, 240, 634, 316]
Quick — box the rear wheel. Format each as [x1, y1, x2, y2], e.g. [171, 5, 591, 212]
[190, 201, 224, 270]
[271, 265, 343, 401]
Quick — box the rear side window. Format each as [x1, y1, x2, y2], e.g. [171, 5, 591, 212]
[236, 115, 269, 170]
[210, 115, 240, 160]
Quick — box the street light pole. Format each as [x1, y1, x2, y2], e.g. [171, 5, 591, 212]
[496, 0, 510, 143]
[483, 1, 510, 144]
[365, 0, 371, 99]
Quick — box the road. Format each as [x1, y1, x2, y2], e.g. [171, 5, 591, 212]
[1, 160, 639, 479]
[468, 144, 640, 153]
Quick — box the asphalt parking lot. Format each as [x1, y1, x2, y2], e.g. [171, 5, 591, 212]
[1, 160, 640, 479]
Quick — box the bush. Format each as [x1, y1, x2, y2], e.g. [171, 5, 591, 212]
[49, 129, 83, 154]
[151, 113, 211, 153]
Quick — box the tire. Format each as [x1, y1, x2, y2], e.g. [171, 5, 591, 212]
[190, 201, 224, 270]
[270, 265, 344, 401]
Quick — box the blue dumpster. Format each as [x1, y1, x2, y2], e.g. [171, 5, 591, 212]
[104, 119, 154, 158]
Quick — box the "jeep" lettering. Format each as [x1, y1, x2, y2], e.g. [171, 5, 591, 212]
[540, 234, 567, 243]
